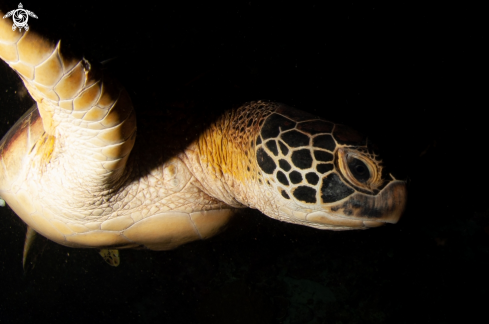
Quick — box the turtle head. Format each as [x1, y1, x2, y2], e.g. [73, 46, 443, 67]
[252, 104, 407, 230]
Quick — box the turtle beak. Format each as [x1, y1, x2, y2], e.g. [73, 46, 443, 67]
[330, 180, 407, 225]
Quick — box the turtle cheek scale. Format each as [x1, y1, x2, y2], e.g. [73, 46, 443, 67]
[255, 105, 407, 229]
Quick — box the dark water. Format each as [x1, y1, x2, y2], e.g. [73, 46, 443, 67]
[0, 1, 485, 323]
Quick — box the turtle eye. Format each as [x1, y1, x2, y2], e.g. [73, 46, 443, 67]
[337, 148, 383, 192]
[347, 158, 370, 183]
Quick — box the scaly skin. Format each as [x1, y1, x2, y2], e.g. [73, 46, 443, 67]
[0, 12, 407, 252]
[0, 13, 236, 250]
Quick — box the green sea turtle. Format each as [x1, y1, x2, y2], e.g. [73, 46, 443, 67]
[0, 14, 406, 263]
[2, 3, 37, 32]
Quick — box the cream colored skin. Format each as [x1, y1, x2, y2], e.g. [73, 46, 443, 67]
[0, 15, 406, 251]
[0, 16, 234, 250]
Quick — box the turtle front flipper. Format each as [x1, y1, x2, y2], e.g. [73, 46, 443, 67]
[0, 14, 136, 183]
[0, 13, 137, 247]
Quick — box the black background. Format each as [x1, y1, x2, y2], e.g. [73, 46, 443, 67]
[0, 1, 486, 323]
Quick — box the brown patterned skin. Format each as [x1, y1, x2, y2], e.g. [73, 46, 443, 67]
[0, 13, 406, 251]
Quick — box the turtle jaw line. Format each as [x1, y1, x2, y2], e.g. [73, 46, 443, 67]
[329, 209, 401, 226]
[304, 210, 392, 229]
[362, 220, 388, 228]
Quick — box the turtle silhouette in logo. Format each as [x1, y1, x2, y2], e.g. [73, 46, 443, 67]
[3, 3, 37, 32]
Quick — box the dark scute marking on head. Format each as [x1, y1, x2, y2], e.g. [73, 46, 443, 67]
[313, 135, 336, 151]
[339, 182, 406, 219]
[366, 138, 381, 153]
[333, 124, 367, 146]
[321, 172, 355, 203]
[278, 140, 289, 155]
[256, 147, 277, 174]
[277, 171, 289, 186]
[297, 120, 334, 135]
[265, 140, 279, 156]
[281, 190, 290, 200]
[293, 186, 317, 203]
[261, 114, 296, 140]
[280, 130, 310, 148]
[306, 172, 319, 185]
[247, 166, 250, 172]
[279, 159, 292, 172]
[314, 150, 333, 162]
[289, 171, 303, 184]
[317, 163, 334, 174]
[255, 135, 262, 146]
[291, 149, 313, 169]
[275, 105, 319, 122]
[340, 197, 383, 218]
[246, 119, 253, 128]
